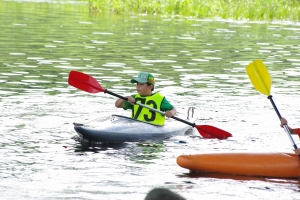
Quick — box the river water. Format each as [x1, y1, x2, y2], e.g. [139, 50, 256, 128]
[1, 0, 300, 199]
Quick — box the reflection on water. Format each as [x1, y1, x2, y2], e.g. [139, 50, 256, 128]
[1, 1, 300, 200]
[1, 1, 300, 98]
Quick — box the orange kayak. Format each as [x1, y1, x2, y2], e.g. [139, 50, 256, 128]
[177, 152, 300, 178]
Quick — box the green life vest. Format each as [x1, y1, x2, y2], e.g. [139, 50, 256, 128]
[131, 92, 165, 126]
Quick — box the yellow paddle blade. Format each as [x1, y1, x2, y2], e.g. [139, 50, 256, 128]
[246, 60, 272, 96]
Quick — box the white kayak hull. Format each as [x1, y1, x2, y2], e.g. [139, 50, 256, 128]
[74, 114, 197, 143]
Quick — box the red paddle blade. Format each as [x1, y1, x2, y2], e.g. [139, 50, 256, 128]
[195, 125, 232, 140]
[68, 70, 105, 93]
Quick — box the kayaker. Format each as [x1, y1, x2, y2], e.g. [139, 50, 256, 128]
[280, 117, 300, 155]
[115, 72, 177, 126]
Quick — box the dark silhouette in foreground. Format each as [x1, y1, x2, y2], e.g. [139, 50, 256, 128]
[145, 188, 185, 200]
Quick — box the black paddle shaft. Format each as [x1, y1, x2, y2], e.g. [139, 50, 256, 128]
[105, 89, 128, 101]
[267, 95, 299, 152]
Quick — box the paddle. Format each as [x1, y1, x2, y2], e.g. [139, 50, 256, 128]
[68, 70, 232, 139]
[246, 60, 299, 157]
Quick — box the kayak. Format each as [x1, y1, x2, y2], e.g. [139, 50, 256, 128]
[74, 112, 197, 143]
[177, 152, 300, 178]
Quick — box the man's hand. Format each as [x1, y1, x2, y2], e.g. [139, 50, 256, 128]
[294, 148, 300, 155]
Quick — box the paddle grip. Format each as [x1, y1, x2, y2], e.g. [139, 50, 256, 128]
[105, 89, 164, 114]
[135, 99, 195, 127]
[136, 102, 196, 128]
[267, 95, 299, 151]
[105, 90, 164, 114]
